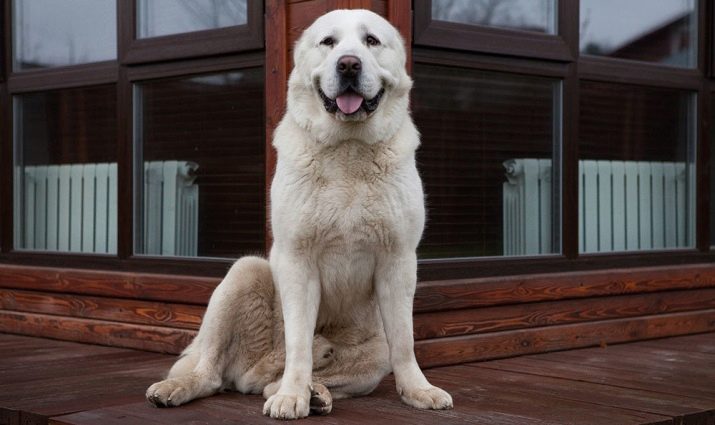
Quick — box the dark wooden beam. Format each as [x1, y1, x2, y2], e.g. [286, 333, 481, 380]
[415, 309, 715, 368]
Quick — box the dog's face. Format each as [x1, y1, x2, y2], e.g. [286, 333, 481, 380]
[287, 9, 412, 143]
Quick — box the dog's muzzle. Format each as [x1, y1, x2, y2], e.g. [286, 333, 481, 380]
[317, 55, 385, 117]
[319, 87, 385, 116]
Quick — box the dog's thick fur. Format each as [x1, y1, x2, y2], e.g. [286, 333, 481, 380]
[146, 9, 453, 419]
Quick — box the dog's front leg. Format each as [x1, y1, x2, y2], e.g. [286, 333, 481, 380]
[375, 252, 453, 410]
[263, 251, 320, 420]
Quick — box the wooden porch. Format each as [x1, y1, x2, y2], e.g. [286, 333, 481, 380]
[1, 332, 713, 425]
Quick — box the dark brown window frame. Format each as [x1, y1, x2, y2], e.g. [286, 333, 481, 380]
[414, 0, 577, 61]
[413, 0, 715, 281]
[711, 3, 715, 77]
[0, 0, 266, 277]
[0, 3, 4, 83]
[118, 0, 264, 65]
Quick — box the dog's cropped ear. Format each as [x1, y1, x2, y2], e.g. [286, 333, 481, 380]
[389, 29, 413, 96]
[292, 30, 311, 69]
[291, 32, 316, 88]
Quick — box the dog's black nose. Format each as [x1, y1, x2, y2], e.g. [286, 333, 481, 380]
[337, 55, 361, 78]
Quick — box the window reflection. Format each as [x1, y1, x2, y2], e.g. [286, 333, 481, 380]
[413, 64, 561, 258]
[14, 86, 118, 253]
[137, 0, 248, 39]
[134, 70, 264, 258]
[13, 0, 117, 70]
[580, 0, 697, 67]
[432, 0, 557, 34]
[579, 82, 696, 253]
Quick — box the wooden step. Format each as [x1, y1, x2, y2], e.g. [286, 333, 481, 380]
[1, 333, 714, 425]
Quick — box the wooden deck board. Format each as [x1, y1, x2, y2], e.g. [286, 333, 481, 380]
[464, 364, 715, 424]
[0, 333, 714, 424]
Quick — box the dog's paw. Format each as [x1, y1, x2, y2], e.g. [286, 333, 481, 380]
[146, 378, 193, 408]
[262, 380, 281, 399]
[399, 385, 453, 410]
[312, 335, 335, 369]
[309, 383, 333, 416]
[263, 392, 310, 419]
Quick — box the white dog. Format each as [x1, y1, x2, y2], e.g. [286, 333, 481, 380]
[146, 9, 453, 420]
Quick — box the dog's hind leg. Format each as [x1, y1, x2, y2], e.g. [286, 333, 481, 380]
[146, 256, 276, 407]
[313, 332, 391, 400]
[262, 332, 390, 407]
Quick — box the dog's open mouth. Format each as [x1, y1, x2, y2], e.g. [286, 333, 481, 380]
[319, 88, 385, 116]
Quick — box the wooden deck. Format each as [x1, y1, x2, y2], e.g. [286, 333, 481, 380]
[0, 333, 713, 425]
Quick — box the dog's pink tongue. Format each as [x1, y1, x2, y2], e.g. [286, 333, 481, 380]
[336, 92, 363, 114]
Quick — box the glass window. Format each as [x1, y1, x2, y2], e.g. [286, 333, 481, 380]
[431, 0, 557, 35]
[580, 0, 697, 68]
[413, 64, 561, 259]
[13, 86, 118, 253]
[13, 0, 117, 70]
[134, 70, 264, 258]
[137, 0, 248, 39]
[579, 82, 696, 253]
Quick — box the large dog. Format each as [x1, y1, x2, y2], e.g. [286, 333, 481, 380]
[146, 9, 453, 420]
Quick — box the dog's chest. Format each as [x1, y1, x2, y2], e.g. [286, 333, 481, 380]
[295, 145, 408, 251]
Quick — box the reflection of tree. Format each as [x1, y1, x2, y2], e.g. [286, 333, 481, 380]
[177, 0, 247, 29]
[17, 3, 97, 68]
[579, 6, 612, 54]
[432, 0, 546, 29]
[174, 0, 247, 85]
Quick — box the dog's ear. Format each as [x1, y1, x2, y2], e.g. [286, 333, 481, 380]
[291, 32, 313, 86]
[388, 27, 413, 96]
[292, 32, 310, 72]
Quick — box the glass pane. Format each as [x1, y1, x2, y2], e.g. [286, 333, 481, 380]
[580, 0, 697, 68]
[579, 82, 696, 253]
[431, 0, 557, 34]
[13, 86, 118, 253]
[134, 70, 264, 258]
[137, 0, 248, 39]
[413, 64, 561, 259]
[13, 0, 117, 70]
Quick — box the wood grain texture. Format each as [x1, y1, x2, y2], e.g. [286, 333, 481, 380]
[45, 333, 715, 425]
[265, 0, 288, 251]
[449, 366, 715, 424]
[288, 0, 331, 60]
[4, 307, 713, 368]
[0, 333, 712, 425]
[414, 309, 715, 368]
[413, 288, 715, 339]
[388, 0, 412, 72]
[48, 367, 674, 425]
[4, 263, 715, 312]
[0, 310, 195, 354]
[0, 334, 174, 425]
[0, 264, 220, 304]
[6, 286, 715, 356]
[414, 263, 715, 313]
[476, 334, 715, 404]
[0, 289, 204, 330]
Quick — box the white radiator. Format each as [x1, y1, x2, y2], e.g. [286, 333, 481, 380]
[502, 158, 553, 256]
[503, 159, 693, 255]
[15, 160, 198, 256]
[142, 161, 199, 257]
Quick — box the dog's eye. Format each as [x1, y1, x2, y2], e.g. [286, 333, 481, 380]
[320, 36, 335, 47]
[366, 35, 381, 47]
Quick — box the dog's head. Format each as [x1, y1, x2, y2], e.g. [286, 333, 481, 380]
[287, 9, 412, 144]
